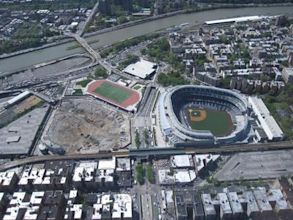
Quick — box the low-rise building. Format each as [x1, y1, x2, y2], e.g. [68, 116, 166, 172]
[249, 96, 284, 141]
[282, 67, 293, 84]
[123, 59, 157, 79]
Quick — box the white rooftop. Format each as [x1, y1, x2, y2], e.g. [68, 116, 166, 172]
[116, 158, 131, 171]
[249, 96, 284, 140]
[7, 91, 30, 105]
[253, 188, 272, 211]
[0, 171, 16, 186]
[158, 169, 175, 185]
[267, 189, 289, 210]
[218, 193, 232, 214]
[195, 154, 220, 172]
[227, 192, 243, 214]
[98, 157, 116, 170]
[123, 59, 156, 79]
[205, 16, 268, 25]
[174, 170, 196, 183]
[73, 162, 97, 182]
[171, 155, 193, 168]
[202, 194, 216, 215]
[92, 193, 132, 220]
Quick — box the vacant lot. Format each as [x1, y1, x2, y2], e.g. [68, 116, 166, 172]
[45, 98, 130, 154]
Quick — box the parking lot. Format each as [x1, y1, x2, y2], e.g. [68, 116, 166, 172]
[215, 150, 293, 181]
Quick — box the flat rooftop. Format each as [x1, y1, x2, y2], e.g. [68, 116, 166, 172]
[205, 16, 268, 25]
[123, 59, 156, 79]
[0, 105, 49, 156]
[171, 155, 193, 168]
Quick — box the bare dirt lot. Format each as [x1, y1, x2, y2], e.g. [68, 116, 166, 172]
[45, 98, 130, 154]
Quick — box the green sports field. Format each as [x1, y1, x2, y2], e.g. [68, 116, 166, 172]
[186, 108, 234, 137]
[94, 82, 131, 104]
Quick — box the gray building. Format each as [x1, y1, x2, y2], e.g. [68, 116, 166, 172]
[282, 67, 293, 84]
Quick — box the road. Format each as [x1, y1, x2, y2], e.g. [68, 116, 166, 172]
[66, 33, 101, 61]
[78, 0, 100, 36]
[1, 141, 293, 171]
[67, 32, 144, 85]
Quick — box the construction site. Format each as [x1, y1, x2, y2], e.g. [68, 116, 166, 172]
[44, 97, 130, 154]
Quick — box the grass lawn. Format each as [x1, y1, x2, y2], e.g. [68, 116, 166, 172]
[187, 109, 233, 137]
[73, 89, 83, 95]
[133, 85, 141, 90]
[76, 79, 92, 88]
[95, 82, 131, 104]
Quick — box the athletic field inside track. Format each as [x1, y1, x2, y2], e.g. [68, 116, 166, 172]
[86, 80, 140, 111]
[185, 108, 234, 137]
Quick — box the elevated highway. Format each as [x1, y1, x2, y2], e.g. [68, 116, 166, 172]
[1, 141, 293, 171]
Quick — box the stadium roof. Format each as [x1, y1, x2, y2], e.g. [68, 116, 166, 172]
[123, 59, 157, 79]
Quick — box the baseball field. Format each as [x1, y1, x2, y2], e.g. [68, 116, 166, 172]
[186, 108, 234, 137]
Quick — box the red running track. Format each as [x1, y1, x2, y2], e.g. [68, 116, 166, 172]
[87, 80, 140, 110]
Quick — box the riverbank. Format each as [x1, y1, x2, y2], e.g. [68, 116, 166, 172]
[84, 2, 293, 38]
[1, 5, 292, 74]
[1, 3, 292, 61]
[0, 53, 91, 78]
[0, 36, 74, 60]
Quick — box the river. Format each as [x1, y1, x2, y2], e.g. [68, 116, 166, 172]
[0, 6, 292, 74]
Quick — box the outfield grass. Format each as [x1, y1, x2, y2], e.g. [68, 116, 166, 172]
[187, 109, 233, 137]
[94, 82, 131, 104]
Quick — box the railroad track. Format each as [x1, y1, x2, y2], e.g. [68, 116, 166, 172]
[0, 141, 293, 171]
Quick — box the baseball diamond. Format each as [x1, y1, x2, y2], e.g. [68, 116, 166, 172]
[159, 85, 250, 145]
[188, 109, 207, 122]
[186, 108, 233, 137]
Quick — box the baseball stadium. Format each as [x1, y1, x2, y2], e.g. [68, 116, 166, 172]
[158, 85, 250, 146]
[86, 80, 141, 112]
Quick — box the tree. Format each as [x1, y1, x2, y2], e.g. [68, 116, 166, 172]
[94, 66, 108, 78]
[119, 54, 139, 69]
[144, 129, 149, 145]
[146, 164, 155, 184]
[195, 54, 208, 67]
[157, 71, 189, 87]
[135, 130, 141, 148]
[135, 163, 145, 185]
